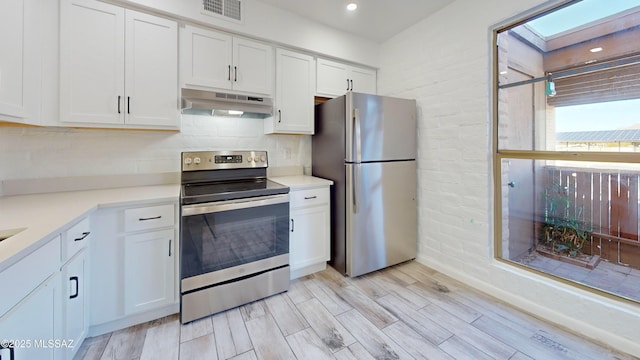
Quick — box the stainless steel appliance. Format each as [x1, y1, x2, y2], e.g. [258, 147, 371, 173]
[180, 150, 290, 324]
[312, 92, 417, 277]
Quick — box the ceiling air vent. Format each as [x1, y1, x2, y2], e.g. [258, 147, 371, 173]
[202, 0, 242, 22]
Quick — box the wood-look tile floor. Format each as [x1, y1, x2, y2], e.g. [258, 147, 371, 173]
[74, 261, 636, 360]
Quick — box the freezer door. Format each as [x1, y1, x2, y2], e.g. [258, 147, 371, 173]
[345, 161, 417, 277]
[345, 92, 417, 163]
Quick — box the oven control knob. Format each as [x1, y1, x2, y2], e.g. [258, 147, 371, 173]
[194, 157, 201, 164]
[184, 157, 192, 165]
[260, 155, 266, 162]
[247, 157, 253, 163]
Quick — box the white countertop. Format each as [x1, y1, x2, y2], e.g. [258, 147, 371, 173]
[0, 175, 331, 271]
[270, 175, 333, 189]
[0, 184, 179, 272]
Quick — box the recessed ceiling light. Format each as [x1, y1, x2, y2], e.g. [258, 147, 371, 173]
[346, 1, 358, 11]
[590, 47, 603, 53]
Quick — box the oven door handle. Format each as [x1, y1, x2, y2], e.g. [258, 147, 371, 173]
[181, 194, 289, 216]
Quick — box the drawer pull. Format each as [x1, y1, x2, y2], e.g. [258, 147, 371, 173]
[291, 219, 294, 232]
[70, 276, 79, 299]
[139, 216, 162, 222]
[74, 231, 90, 242]
[304, 196, 317, 200]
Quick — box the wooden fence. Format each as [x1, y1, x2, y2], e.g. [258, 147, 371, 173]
[544, 167, 640, 269]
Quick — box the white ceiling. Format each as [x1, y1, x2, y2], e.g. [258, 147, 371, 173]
[254, 0, 454, 43]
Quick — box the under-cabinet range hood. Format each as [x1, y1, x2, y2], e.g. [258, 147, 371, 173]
[181, 88, 273, 117]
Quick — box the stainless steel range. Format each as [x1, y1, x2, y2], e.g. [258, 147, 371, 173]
[180, 150, 290, 324]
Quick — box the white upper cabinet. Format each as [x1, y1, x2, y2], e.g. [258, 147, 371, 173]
[266, 49, 315, 135]
[0, 0, 41, 124]
[349, 66, 377, 94]
[316, 58, 376, 97]
[181, 25, 232, 90]
[125, 12, 179, 128]
[181, 25, 273, 96]
[60, 0, 178, 129]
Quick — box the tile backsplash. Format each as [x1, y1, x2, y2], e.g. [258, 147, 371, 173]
[0, 114, 311, 186]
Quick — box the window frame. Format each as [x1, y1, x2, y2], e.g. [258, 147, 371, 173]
[491, 0, 640, 303]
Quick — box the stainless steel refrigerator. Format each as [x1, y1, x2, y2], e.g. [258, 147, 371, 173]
[312, 92, 417, 277]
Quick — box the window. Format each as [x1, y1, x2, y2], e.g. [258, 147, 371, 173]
[494, 0, 640, 303]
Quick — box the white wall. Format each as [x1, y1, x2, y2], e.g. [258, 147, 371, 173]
[378, 0, 640, 356]
[119, 0, 380, 67]
[0, 114, 310, 183]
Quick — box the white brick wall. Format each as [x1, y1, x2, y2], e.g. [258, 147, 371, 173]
[0, 114, 311, 180]
[379, 0, 640, 356]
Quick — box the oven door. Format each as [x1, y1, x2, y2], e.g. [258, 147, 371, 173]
[180, 194, 289, 292]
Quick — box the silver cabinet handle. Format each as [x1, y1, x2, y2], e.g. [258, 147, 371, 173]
[278, 109, 282, 123]
[169, 239, 172, 257]
[291, 218, 294, 232]
[350, 79, 353, 91]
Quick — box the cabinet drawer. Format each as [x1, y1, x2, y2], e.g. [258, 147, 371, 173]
[290, 187, 329, 208]
[124, 204, 175, 232]
[0, 236, 60, 317]
[63, 217, 90, 262]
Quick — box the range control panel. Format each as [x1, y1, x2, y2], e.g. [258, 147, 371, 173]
[182, 150, 268, 171]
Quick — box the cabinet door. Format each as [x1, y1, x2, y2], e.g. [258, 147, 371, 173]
[89, 208, 122, 325]
[316, 58, 350, 97]
[0, 1, 25, 119]
[60, 0, 125, 124]
[180, 25, 233, 90]
[350, 67, 377, 94]
[124, 229, 175, 314]
[274, 49, 315, 134]
[62, 251, 88, 360]
[125, 10, 178, 128]
[290, 206, 330, 271]
[0, 274, 60, 360]
[233, 38, 273, 95]
[0, 0, 40, 123]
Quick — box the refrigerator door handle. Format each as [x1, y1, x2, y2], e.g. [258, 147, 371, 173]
[352, 164, 360, 213]
[353, 108, 361, 163]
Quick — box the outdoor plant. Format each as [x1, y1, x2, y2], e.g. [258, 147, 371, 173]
[540, 179, 592, 257]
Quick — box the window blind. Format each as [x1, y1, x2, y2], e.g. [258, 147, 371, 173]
[548, 61, 640, 107]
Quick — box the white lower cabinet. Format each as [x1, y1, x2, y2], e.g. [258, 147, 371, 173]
[124, 229, 175, 314]
[0, 236, 62, 360]
[0, 273, 60, 360]
[59, 216, 91, 360]
[90, 201, 178, 335]
[61, 250, 88, 360]
[289, 185, 331, 279]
